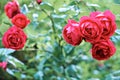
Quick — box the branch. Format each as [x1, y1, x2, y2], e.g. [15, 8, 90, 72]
[41, 9, 56, 39]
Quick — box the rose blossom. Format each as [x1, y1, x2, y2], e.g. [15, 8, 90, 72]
[2, 26, 27, 50]
[62, 19, 83, 46]
[36, 0, 42, 4]
[12, 13, 30, 29]
[79, 16, 102, 43]
[0, 62, 7, 70]
[90, 10, 117, 39]
[4, 1, 20, 19]
[91, 40, 116, 60]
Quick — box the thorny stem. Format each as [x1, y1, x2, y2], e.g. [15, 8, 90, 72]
[41, 9, 57, 39]
[41, 9, 65, 59]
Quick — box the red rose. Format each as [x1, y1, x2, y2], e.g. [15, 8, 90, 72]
[62, 20, 83, 46]
[4, 1, 20, 19]
[2, 26, 27, 50]
[91, 40, 116, 60]
[12, 14, 30, 29]
[0, 62, 7, 70]
[79, 16, 102, 43]
[36, 0, 42, 4]
[90, 10, 117, 39]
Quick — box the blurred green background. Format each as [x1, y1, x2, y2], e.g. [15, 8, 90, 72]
[0, 0, 120, 80]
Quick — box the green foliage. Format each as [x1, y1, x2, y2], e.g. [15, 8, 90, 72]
[0, 0, 120, 80]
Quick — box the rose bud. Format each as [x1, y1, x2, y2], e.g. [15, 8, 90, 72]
[36, 0, 42, 4]
[0, 62, 7, 70]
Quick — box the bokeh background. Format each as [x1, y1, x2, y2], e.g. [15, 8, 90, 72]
[0, 0, 120, 80]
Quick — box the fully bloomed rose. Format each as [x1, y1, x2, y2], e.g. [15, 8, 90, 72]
[91, 40, 116, 60]
[4, 1, 20, 19]
[79, 16, 102, 43]
[12, 14, 30, 29]
[0, 62, 7, 70]
[2, 26, 27, 50]
[62, 20, 83, 46]
[90, 10, 117, 39]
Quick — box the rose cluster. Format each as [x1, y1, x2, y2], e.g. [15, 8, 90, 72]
[2, 0, 30, 50]
[62, 10, 117, 60]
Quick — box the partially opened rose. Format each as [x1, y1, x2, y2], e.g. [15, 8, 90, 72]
[4, 1, 20, 19]
[62, 20, 83, 46]
[91, 40, 116, 60]
[12, 14, 30, 29]
[0, 62, 7, 70]
[79, 16, 102, 43]
[90, 10, 117, 39]
[2, 26, 27, 50]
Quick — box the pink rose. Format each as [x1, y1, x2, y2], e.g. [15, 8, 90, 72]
[12, 14, 30, 29]
[2, 26, 27, 50]
[0, 62, 7, 70]
[79, 16, 102, 43]
[62, 20, 83, 46]
[36, 0, 42, 4]
[90, 10, 117, 39]
[4, 1, 20, 19]
[91, 40, 116, 60]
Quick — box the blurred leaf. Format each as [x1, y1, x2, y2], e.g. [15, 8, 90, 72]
[6, 68, 15, 76]
[111, 36, 120, 45]
[86, 2, 100, 7]
[34, 71, 44, 80]
[21, 4, 29, 14]
[115, 29, 120, 35]
[0, 48, 15, 61]
[7, 56, 24, 68]
[0, 48, 15, 55]
[63, 44, 75, 55]
[40, 2, 54, 11]
[114, 0, 120, 4]
[25, 69, 36, 75]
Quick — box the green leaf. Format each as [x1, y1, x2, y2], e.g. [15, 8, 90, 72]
[6, 68, 15, 76]
[7, 56, 24, 68]
[0, 48, 15, 55]
[111, 36, 120, 45]
[40, 2, 54, 11]
[58, 7, 70, 12]
[115, 29, 120, 35]
[0, 48, 15, 61]
[34, 71, 44, 80]
[86, 2, 100, 7]
[114, 0, 120, 4]
[25, 69, 36, 75]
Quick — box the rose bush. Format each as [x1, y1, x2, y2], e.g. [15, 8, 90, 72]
[2, 26, 27, 50]
[0, 0, 120, 80]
